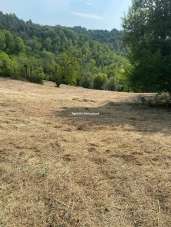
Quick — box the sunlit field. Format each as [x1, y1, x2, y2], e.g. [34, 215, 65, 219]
[0, 78, 171, 227]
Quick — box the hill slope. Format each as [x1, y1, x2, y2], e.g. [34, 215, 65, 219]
[0, 12, 128, 90]
[0, 12, 123, 53]
[0, 78, 171, 227]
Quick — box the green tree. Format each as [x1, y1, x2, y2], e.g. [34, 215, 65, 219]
[29, 67, 45, 84]
[56, 52, 81, 85]
[5, 31, 15, 53]
[0, 31, 6, 50]
[44, 37, 52, 51]
[15, 37, 25, 53]
[0, 51, 13, 76]
[123, 0, 171, 92]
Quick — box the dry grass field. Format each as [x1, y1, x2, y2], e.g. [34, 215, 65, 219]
[0, 78, 171, 227]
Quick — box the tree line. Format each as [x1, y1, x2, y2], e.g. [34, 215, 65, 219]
[0, 11, 129, 90]
[0, 0, 170, 94]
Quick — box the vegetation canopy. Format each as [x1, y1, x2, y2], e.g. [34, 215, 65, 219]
[0, 12, 129, 90]
[123, 0, 171, 93]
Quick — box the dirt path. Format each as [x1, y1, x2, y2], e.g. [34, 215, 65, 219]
[0, 78, 171, 227]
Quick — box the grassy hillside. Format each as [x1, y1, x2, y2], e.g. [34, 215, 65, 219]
[0, 78, 171, 227]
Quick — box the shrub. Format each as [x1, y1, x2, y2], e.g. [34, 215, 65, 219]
[28, 67, 45, 84]
[93, 73, 107, 90]
[103, 77, 116, 91]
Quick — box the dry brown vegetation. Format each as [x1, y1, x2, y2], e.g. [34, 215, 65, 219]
[0, 78, 171, 227]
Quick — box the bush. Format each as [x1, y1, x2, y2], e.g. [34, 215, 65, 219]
[103, 77, 116, 91]
[93, 73, 107, 90]
[79, 72, 94, 89]
[27, 67, 45, 84]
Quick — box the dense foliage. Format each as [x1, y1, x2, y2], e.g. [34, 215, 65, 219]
[0, 11, 129, 90]
[123, 0, 171, 92]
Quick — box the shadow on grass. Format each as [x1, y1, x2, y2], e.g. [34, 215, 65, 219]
[56, 101, 171, 134]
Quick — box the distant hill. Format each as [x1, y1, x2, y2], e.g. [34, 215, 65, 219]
[0, 11, 129, 91]
[72, 27, 124, 53]
[0, 12, 124, 54]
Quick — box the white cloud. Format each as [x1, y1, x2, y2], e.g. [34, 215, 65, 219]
[72, 11, 103, 20]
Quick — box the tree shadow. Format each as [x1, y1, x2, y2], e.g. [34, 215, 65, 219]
[56, 101, 171, 134]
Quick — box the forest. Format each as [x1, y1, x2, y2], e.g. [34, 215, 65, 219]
[0, 11, 129, 90]
[0, 0, 170, 93]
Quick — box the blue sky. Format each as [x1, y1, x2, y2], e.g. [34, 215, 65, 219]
[0, 0, 131, 30]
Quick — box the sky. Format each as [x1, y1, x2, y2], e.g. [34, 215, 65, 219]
[0, 0, 131, 30]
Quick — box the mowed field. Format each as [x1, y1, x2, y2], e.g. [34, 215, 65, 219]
[0, 78, 171, 227]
